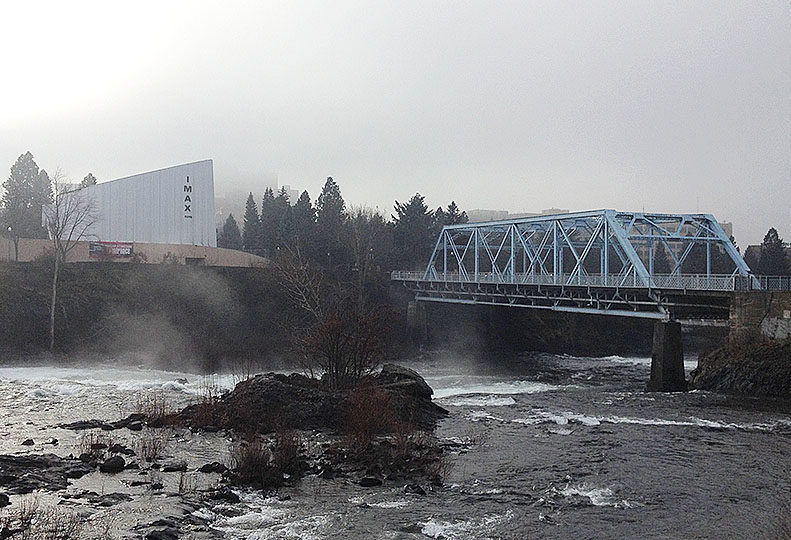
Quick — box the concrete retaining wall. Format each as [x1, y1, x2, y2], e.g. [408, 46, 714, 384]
[730, 291, 791, 340]
[0, 236, 267, 268]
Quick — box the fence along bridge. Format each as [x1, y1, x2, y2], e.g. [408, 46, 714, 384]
[391, 209, 787, 391]
[391, 209, 769, 322]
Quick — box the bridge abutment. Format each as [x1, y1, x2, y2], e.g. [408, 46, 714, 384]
[647, 321, 687, 392]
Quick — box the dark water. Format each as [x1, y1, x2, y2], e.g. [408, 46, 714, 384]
[1, 354, 791, 539]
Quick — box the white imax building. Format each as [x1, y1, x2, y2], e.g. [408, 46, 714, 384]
[13, 160, 265, 266]
[82, 160, 217, 247]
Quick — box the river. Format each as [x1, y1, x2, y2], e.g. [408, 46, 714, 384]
[1, 352, 790, 539]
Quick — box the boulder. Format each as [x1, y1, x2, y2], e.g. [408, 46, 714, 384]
[0, 454, 94, 494]
[162, 461, 187, 473]
[359, 476, 383, 487]
[198, 462, 227, 474]
[99, 456, 125, 474]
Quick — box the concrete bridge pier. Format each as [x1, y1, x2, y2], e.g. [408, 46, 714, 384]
[646, 320, 687, 392]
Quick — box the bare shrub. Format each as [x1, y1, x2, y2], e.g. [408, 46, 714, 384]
[135, 391, 171, 423]
[272, 429, 302, 475]
[2, 497, 82, 540]
[77, 432, 113, 460]
[147, 469, 163, 491]
[229, 438, 282, 489]
[424, 452, 454, 485]
[342, 384, 402, 452]
[301, 309, 392, 390]
[178, 472, 197, 495]
[137, 429, 168, 462]
[17, 494, 39, 533]
[187, 377, 226, 428]
[230, 358, 260, 385]
[36, 507, 83, 540]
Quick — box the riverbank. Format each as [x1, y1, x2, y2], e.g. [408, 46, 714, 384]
[690, 337, 791, 398]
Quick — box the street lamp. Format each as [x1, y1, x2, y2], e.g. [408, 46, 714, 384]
[6, 226, 11, 262]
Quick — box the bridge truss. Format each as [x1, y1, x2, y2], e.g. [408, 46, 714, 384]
[393, 210, 753, 320]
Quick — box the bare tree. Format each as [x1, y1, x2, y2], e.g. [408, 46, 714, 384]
[43, 172, 98, 350]
[274, 244, 328, 322]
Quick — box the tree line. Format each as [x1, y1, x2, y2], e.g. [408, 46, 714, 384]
[216, 176, 468, 274]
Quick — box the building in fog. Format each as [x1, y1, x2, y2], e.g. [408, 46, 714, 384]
[79, 160, 217, 247]
[466, 208, 570, 223]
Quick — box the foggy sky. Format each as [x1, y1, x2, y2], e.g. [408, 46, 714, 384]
[1, 1, 788, 245]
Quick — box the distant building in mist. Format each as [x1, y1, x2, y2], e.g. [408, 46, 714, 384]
[214, 175, 302, 226]
[466, 208, 570, 223]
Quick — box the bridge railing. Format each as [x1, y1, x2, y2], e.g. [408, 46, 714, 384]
[392, 271, 791, 291]
[393, 271, 791, 291]
[734, 275, 791, 291]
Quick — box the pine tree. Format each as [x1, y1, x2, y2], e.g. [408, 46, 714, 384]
[758, 228, 789, 275]
[292, 190, 316, 250]
[316, 177, 347, 269]
[242, 193, 261, 254]
[274, 187, 293, 251]
[260, 187, 277, 256]
[1, 152, 52, 260]
[218, 213, 243, 250]
[81, 173, 97, 187]
[444, 201, 468, 225]
[393, 193, 435, 269]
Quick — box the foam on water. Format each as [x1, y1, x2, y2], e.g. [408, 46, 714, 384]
[561, 483, 631, 507]
[421, 511, 513, 540]
[512, 410, 791, 432]
[442, 395, 517, 407]
[433, 380, 567, 399]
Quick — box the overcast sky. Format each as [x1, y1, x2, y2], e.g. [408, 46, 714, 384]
[1, 1, 788, 245]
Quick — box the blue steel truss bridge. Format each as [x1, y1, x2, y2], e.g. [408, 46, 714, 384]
[392, 210, 791, 322]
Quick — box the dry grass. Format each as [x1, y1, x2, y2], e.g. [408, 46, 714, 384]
[229, 437, 283, 490]
[342, 384, 403, 452]
[77, 432, 114, 460]
[178, 471, 197, 495]
[272, 429, 303, 475]
[134, 391, 171, 423]
[1, 496, 83, 540]
[136, 428, 168, 462]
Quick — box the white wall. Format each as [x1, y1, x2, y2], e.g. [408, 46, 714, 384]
[81, 160, 216, 247]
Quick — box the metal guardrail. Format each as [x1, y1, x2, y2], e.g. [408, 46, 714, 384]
[391, 271, 791, 292]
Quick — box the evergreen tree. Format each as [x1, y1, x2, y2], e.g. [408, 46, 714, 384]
[710, 236, 738, 274]
[218, 213, 243, 250]
[81, 173, 97, 187]
[1, 152, 52, 260]
[444, 201, 468, 225]
[259, 187, 277, 256]
[758, 228, 789, 275]
[274, 186, 293, 250]
[316, 177, 347, 269]
[392, 193, 435, 269]
[242, 193, 261, 254]
[433, 206, 446, 233]
[292, 190, 316, 250]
